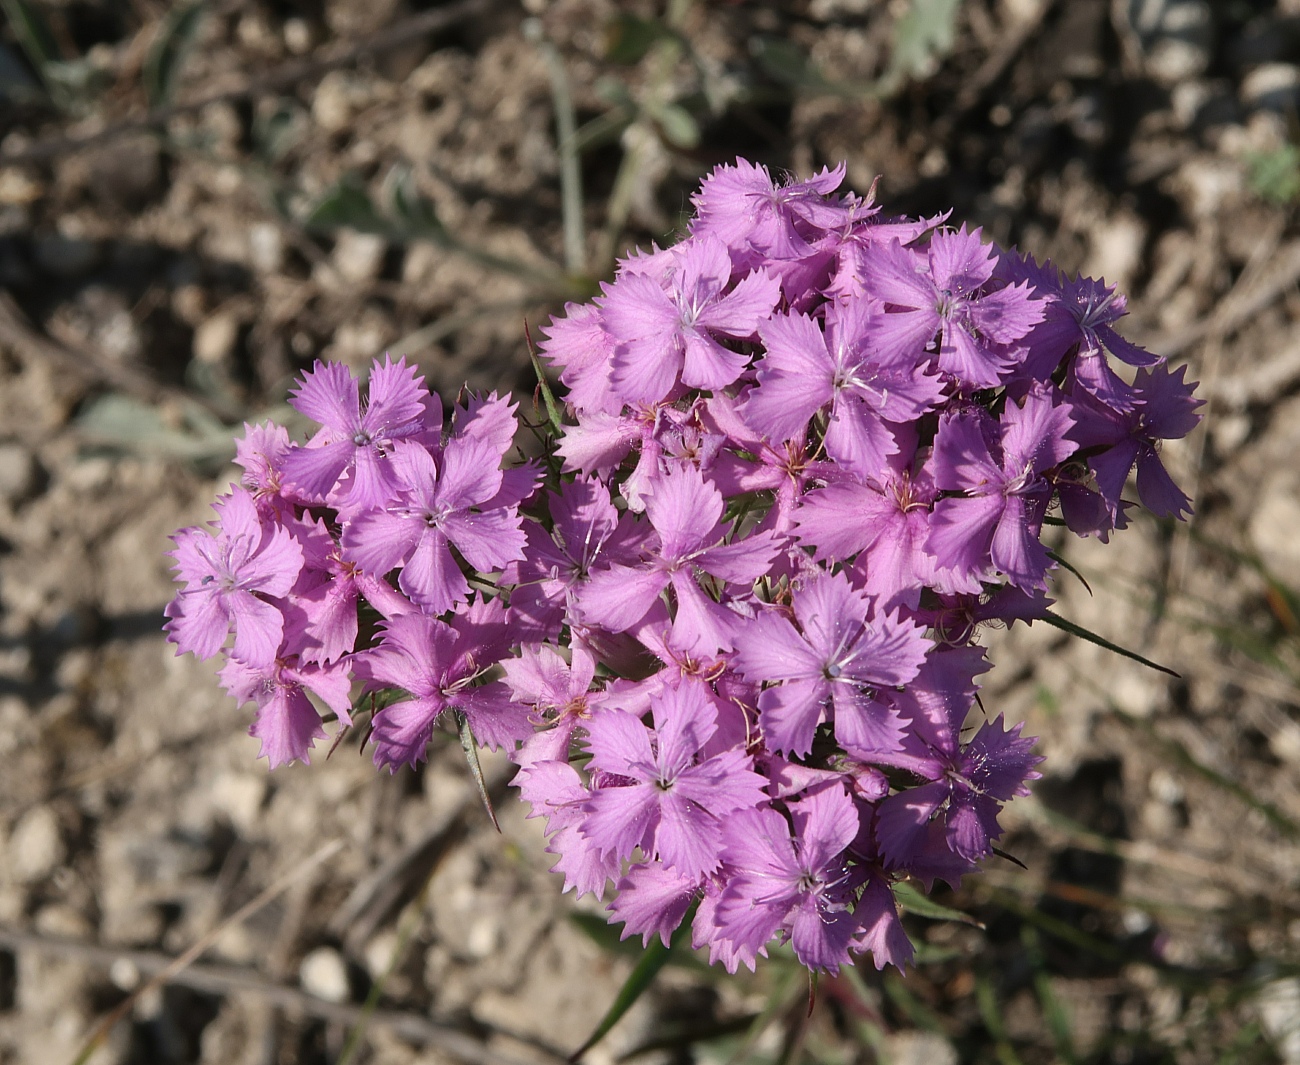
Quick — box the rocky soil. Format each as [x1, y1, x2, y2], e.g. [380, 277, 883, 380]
[2, 0, 1300, 1062]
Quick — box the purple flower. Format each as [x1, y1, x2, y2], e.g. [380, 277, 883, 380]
[793, 464, 946, 611]
[281, 356, 429, 508]
[580, 680, 768, 879]
[356, 602, 530, 770]
[343, 436, 531, 615]
[503, 477, 647, 641]
[690, 159, 849, 263]
[744, 301, 947, 477]
[1000, 255, 1158, 407]
[874, 711, 1042, 869]
[220, 654, 353, 768]
[582, 465, 781, 655]
[514, 758, 621, 898]
[601, 234, 781, 405]
[165, 487, 303, 665]
[862, 228, 1045, 389]
[732, 570, 930, 757]
[502, 643, 619, 766]
[1069, 361, 1202, 520]
[927, 384, 1076, 591]
[714, 784, 861, 974]
[608, 863, 699, 948]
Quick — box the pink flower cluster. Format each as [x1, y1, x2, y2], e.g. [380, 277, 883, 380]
[165, 159, 1199, 975]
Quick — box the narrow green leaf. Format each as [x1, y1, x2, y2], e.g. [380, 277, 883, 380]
[571, 899, 700, 1061]
[976, 976, 1027, 1065]
[144, 1, 206, 106]
[528, 337, 565, 438]
[1047, 550, 1092, 595]
[885, 0, 962, 89]
[385, 165, 447, 240]
[882, 972, 949, 1034]
[654, 102, 699, 148]
[305, 176, 386, 234]
[0, 0, 60, 76]
[604, 14, 671, 65]
[457, 713, 500, 833]
[1040, 610, 1180, 678]
[1024, 927, 1078, 1065]
[892, 881, 985, 928]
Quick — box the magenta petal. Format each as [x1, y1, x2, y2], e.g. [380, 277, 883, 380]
[854, 877, 914, 971]
[697, 531, 782, 583]
[363, 355, 426, 430]
[227, 590, 284, 665]
[343, 509, 416, 576]
[458, 683, 534, 750]
[441, 507, 527, 571]
[927, 494, 1003, 584]
[864, 307, 942, 364]
[862, 239, 935, 307]
[289, 360, 359, 432]
[249, 687, 326, 768]
[789, 895, 856, 974]
[1135, 446, 1193, 519]
[695, 267, 781, 335]
[610, 864, 698, 948]
[990, 495, 1053, 590]
[585, 708, 655, 779]
[281, 441, 354, 501]
[348, 446, 393, 510]
[241, 523, 304, 598]
[669, 573, 737, 656]
[165, 588, 229, 660]
[371, 696, 444, 771]
[824, 395, 898, 478]
[582, 564, 668, 632]
[875, 781, 949, 868]
[680, 331, 750, 390]
[731, 612, 822, 682]
[757, 677, 828, 757]
[399, 528, 467, 614]
[645, 467, 725, 561]
[832, 688, 906, 756]
[581, 783, 659, 861]
[656, 792, 724, 878]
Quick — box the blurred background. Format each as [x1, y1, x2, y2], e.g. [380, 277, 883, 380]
[0, 0, 1298, 1062]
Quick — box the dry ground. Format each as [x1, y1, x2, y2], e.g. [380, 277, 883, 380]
[2, 0, 1300, 1062]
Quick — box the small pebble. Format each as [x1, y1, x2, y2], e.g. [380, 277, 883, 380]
[0, 443, 37, 503]
[10, 806, 65, 883]
[332, 230, 387, 284]
[247, 222, 284, 275]
[1242, 63, 1300, 112]
[193, 312, 240, 365]
[300, 947, 350, 1003]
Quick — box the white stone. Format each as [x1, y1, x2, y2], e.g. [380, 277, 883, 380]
[1243, 64, 1300, 110]
[193, 312, 240, 365]
[332, 229, 387, 284]
[1258, 978, 1300, 1064]
[10, 806, 65, 883]
[300, 946, 350, 1003]
[1083, 215, 1146, 291]
[247, 222, 284, 275]
[1250, 472, 1300, 590]
[883, 1031, 958, 1065]
[209, 771, 267, 834]
[0, 443, 37, 502]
